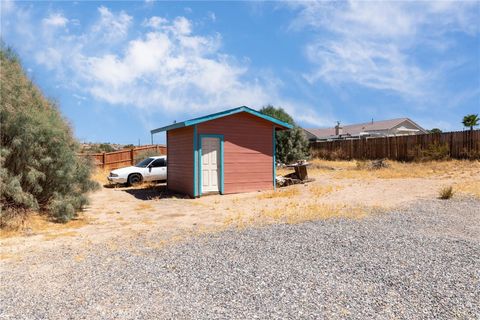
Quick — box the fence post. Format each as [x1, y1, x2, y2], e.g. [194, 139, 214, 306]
[102, 152, 106, 169]
[131, 148, 135, 165]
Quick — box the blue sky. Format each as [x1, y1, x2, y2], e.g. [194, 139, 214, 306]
[1, 1, 479, 144]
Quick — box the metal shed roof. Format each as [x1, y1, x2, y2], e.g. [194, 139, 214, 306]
[151, 106, 293, 134]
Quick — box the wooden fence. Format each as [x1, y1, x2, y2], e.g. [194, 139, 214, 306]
[79, 145, 167, 170]
[310, 130, 480, 161]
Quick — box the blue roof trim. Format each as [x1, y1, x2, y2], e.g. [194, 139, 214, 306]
[151, 106, 293, 133]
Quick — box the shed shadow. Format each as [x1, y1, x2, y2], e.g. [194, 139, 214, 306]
[123, 184, 190, 200]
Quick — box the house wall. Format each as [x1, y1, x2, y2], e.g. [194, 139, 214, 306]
[167, 126, 194, 196]
[391, 120, 426, 135]
[197, 112, 274, 194]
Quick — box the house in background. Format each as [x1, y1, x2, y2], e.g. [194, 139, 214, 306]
[304, 118, 427, 142]
[151, 106, 292, 197]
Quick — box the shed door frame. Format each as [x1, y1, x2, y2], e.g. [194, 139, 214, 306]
[198, 134, 224, 196]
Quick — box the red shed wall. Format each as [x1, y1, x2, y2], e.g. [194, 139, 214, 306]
[197, 112, 274, 194]
[167, 127, 194, 196]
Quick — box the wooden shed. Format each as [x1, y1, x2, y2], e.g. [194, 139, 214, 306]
[150, 106, 292, 197]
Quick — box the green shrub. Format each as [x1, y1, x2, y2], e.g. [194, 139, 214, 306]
[259, 105, 309, 164]
[0, 46, 99, 225]
[438, 186, 454, 200]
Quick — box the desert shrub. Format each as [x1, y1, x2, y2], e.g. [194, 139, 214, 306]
[260, 105, 309, 164]
[438, 186, 454, 200]
[411, 142, 450, 161]
[311, 148, 349, 161]
[0, 46, 98, 225]
[133, 150, 161, 164]
[356, 159, 389, 170]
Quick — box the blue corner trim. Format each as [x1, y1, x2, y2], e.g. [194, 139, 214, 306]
[193, 125, 198, 197]
[198, 134, 224, 196]
[273, 127, 276, 190]
[151, 106, 293, 134]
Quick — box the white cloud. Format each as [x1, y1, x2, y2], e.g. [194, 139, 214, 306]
[143, 16, 168, 29]
[1, 0, 15, 15]
[42, 12, 68, 27]
[207, 11, 216, 22]
[2, 6, 328, 125]
[34, 47, 63, 70]
[80, 18, 272, 113]
[93, 6, 132, 42]
[291, 1, 479, 98]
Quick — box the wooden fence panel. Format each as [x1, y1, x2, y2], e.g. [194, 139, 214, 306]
[310, 130, 480, 161]
[79, 145, 167, 170]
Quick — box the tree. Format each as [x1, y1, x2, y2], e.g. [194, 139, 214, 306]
[462, 114, 479, 131]
[429, 128, 442, 134]
[1, 46, 98, 225]
[259, 105, 309, 164]
[97, 143, 115, 153]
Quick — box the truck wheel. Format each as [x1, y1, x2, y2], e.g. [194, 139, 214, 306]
[128, 173, 142, 186]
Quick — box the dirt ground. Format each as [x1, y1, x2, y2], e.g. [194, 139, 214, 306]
[1, 159, 479, 260]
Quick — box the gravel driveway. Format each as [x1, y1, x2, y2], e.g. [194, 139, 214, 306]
[1, 198, 479, 319]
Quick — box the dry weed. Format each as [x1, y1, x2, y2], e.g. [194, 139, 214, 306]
[438, 186, 454, 200]
[319, 159, 480, 180]
[92, 168, 111, 185]
[224, 202, 367, 228]
[259, 203, 367, 224]
[135, 203, 154, 211]
[257, 187, 300, 199]
[309, 185, 341, 197]
[43, 231, 78, 240]
[0, 213, 91, 239]
[454, 180, 480, 198]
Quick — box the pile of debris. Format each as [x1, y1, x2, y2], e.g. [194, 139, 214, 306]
[276, 161, 314, 187]
[356, 159, 390, 170]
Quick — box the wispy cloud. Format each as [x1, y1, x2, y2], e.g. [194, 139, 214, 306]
[291, 1, 479, 98]
[2, 6, 326, 124]
[42, 12, 68, 27]
[92, 6, 132, 42]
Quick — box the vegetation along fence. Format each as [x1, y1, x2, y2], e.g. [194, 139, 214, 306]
[79, 145, 167, 170]
[310, 130, 480, 161]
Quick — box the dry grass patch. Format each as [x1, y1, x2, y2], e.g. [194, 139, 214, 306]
[43, 231, 78, 241]
[135, 203, 155, 211]
[257, 187, 300, 199]
[308, 185, 341, 197]
[320, 159, 480, 180]
[259, 203, 367, 224]
[0, 213, 91, 239]
[454, 180, 480, 198]
[224, 202, 367, 228]
[92, 168, 111, 185]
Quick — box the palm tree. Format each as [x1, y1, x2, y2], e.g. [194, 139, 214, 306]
[462, 114, 479, 131]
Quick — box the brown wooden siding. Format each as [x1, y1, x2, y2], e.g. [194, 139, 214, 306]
[78, 145, 166, 170]
[197, 112, 274, 194]
[167, 127, 194, 196]
[310, 130, 480, 161]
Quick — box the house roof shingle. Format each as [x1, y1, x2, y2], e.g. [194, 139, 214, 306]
[305, 118, 424, 139]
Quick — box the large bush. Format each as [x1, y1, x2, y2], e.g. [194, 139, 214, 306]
[0, 47, 98, 224]
[259, 105, 309, 164]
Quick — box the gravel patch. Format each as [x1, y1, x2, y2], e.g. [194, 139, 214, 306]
[1, 198, 479, 319]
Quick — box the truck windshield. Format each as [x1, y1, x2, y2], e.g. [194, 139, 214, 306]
[135, 157, 154, 168]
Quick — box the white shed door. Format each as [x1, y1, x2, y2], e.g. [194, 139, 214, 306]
[201, 137, 220, 193]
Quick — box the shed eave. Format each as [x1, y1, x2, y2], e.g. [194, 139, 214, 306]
[150, 106, 293, 134]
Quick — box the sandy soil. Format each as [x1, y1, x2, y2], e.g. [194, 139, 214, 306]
[1, 160, 479, 260]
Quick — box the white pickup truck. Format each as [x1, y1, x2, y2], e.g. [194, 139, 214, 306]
[107, 156, 167, 186]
